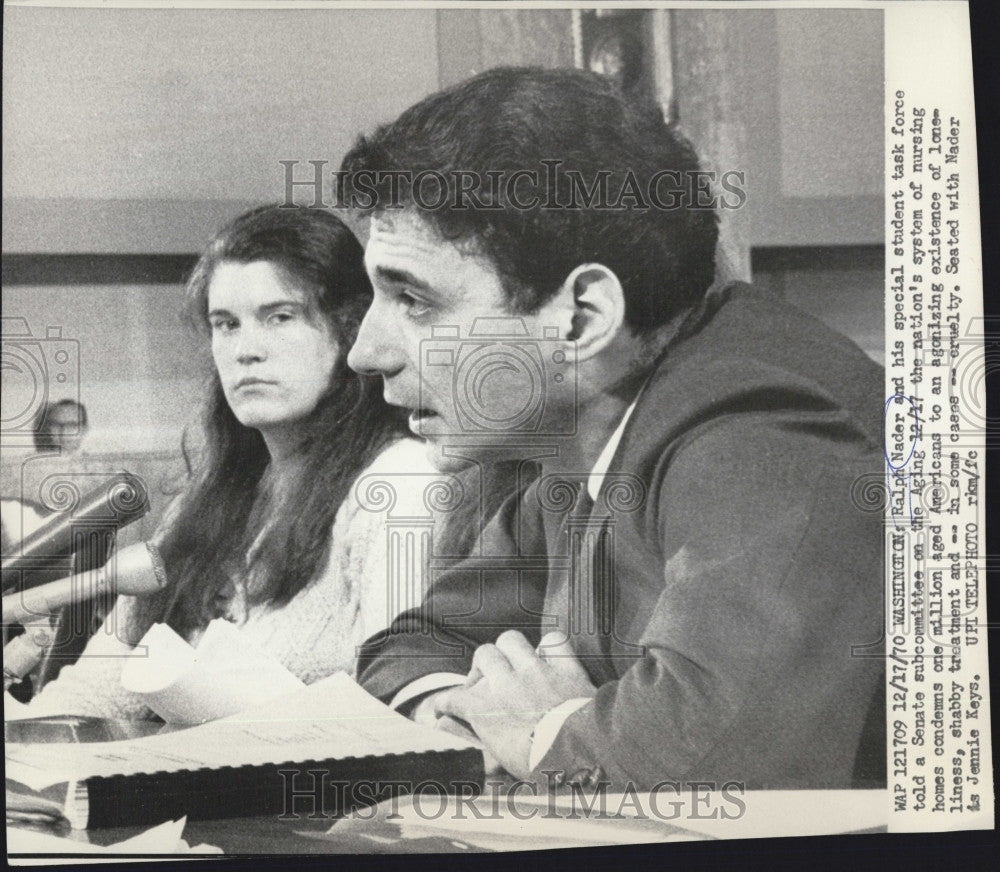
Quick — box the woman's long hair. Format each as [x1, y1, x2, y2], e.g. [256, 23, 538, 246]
[141, 206, 405, 639]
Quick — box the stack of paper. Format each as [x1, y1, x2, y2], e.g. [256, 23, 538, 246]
[7, 817, 222, 855]
[120, 619, 304, 724]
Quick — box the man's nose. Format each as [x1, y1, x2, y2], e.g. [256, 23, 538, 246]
[347, 304, 403, 376]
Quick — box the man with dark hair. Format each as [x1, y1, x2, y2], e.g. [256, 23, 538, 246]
[345, 67, 884, 790]
[340, 67, 717, 336]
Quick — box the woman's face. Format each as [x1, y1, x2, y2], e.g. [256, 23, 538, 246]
[206, 260, 339, 434]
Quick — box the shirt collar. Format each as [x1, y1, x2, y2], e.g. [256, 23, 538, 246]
[584, 306, 700, 502]
[586, 395, 640, 501]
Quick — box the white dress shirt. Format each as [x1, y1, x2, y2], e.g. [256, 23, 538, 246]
[389, 398, 641, 771]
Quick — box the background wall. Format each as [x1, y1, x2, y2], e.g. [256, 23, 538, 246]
[2, 281, 203, 454]
[1, 6, 575, 526]
[667, 7, 883, 363]
[2, 6, 884, 526]
[2, 6, 441, 252]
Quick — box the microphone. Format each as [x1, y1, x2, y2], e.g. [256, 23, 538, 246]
[1, 472, 149, 594]
[2, 619, 56, 692]
[1, 541, 170, 626]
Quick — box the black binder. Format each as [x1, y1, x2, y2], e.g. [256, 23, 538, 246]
[70, 746, 483, 829]
[6, 674, 484, 830]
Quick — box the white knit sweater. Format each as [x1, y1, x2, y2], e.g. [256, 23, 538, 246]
[27, 438, 442, 720]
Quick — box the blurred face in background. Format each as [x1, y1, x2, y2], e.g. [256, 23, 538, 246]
[206, 260, 340, 441]
[46, 402, 87, 454]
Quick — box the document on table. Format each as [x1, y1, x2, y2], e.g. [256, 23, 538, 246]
[119, 618, 304, 724]
[6, 672, 480, 791]
[321, 788, 886, 852]
[6, 817, 222, 856]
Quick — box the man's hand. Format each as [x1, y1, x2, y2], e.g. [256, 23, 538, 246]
[406, 688, 502, 773]
[409, 689, 453, 728]
[434, 630, 596, 779]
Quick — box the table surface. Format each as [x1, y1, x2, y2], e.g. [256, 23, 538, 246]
[5, 717, 888, 855]
[10, 814, 398, 855]
[6, 716, 502, 854]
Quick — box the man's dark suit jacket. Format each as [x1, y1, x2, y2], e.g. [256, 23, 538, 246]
[358, 283, 886, 790]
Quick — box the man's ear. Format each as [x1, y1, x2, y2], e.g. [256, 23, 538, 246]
[560, 263, 626, 361]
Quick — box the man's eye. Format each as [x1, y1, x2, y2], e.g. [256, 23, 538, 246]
[401, 293, 431, 319]
[267, 311, 296, 326]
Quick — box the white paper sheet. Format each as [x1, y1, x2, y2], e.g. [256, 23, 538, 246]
[4, 692, 33, 722]
[119, 619, 304, 724]
[328, 788, 885, 851]
[6, 672, 479, 791]
[512, 789, 887, 840]
[6, 817, 223, 857]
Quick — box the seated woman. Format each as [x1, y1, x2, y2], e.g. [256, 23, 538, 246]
[26, 205, 437, 719]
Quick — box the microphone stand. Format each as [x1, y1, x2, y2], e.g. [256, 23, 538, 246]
[3, 619, 56, 693]
[2, 473, 150, 697]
